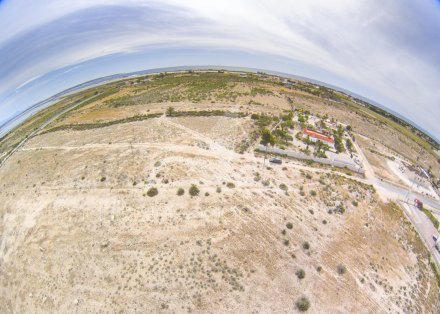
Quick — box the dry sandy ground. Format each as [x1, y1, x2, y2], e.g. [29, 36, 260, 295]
[1, 114, 439, 313]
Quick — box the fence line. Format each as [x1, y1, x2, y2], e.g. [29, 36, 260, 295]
[258, 144, 364, 174]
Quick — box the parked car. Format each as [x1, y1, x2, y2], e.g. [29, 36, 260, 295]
[269, 157, 282, 164]
[414, 198, 423, 210]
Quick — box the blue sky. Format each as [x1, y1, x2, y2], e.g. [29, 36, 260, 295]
[0, 0, 439, 140]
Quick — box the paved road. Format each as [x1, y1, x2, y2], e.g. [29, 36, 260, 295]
[400, 201, 440, 267]
[373, 179, 440, 211]
[0, 94, 101, 168]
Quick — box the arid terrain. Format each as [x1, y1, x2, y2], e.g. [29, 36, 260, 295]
[0, 71, 439, 313]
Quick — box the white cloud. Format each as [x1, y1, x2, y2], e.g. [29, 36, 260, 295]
[0, 0, 439, 137]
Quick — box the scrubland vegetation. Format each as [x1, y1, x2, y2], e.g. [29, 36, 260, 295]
[0, 71, 439, 313]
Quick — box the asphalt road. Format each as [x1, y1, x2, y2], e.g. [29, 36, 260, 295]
[400, 201, 440, 267]
[374, 179, 440, 211]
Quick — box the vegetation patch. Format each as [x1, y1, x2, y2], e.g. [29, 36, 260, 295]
[168, 109, 247, 118]
[226, 182, 235, 188]
[422, 207, 440, 229]
[296, 297, 311, 311]
[296, 269, 306, 279]
[189, 184, 200, 196]
[147, 187, 158, 197]
[337, 264, 347, 275]
[42, 113, 163, 134]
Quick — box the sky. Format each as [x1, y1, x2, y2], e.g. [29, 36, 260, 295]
[0, 0, 439, 140]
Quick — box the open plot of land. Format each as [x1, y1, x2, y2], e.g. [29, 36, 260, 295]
[0, 71, 439, 313]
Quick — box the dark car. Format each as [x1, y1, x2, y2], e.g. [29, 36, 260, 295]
[269, 157, 282, 164]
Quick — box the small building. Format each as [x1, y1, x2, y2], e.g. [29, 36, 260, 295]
[303, 128, 334, 144]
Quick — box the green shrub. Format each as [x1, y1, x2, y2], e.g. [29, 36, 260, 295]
[337, 264, 347, 275]
[166, 106, 175, 116]
[286, 222, 293, 229]
[296, 269, 305, 279]
[251, 113, 260, 120]
[423, 208, 440, 229]
[296, 297, 310, 311]
[226, 182, 235, 188]
[310, 190, 317, 196]
[100, 176, 106, 182]
[336, 203, 346, 214]
[279, 183, 288, 191]
[352, 200, 358, 207]
[302, 242, 310, 250]
[177, 188, 184, 196]
[147, 187, 158, 197]
[189, 184, 200, 196]
[216, 186, 222, 193]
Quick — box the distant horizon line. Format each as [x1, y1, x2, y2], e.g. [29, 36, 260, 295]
[1, 64, 439, 146]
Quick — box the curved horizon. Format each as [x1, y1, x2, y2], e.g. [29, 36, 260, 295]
[1, 64, 439, 145]
[0, 0, 439, 139]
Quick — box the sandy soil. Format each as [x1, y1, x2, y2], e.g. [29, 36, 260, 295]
[1, 113, 439, 313]
[0, 73, 439, 313]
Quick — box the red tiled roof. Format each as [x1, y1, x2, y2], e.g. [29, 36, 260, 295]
[303, 128, 334, 143]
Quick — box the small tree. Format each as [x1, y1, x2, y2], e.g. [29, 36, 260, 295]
[261, 128, 275, 166]
[166, 106, 175, 117]
[147, 187, 158, 197]
[189, 184, 200, 196]
[296, 297, 310, 311]
[337, 264, 347, 275]
[261, 128, 275, 146]
[296, 269, 305, 279]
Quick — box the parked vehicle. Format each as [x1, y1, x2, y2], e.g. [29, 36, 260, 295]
[414, 198, 423, 210]
[269, 157, 282, 164]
